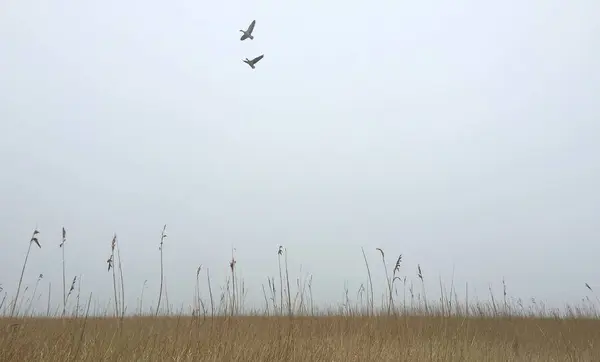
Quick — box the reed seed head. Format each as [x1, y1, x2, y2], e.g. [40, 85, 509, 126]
[159, 225, 167, 250]
[393, 254, 403, 275]
[69, 276, 77, 294]
[107, 255, 114, 271]
[31, 229, 41, 248]
[60, 227, 66, 247]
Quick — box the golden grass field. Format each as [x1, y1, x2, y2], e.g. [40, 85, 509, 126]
[2, 314, 600, 361]
[2, 231, 600, 361]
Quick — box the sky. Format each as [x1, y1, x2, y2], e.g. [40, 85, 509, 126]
[1, 0, 599, 315]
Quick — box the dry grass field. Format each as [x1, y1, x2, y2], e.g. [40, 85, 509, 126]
[2, 314, 600, 361]
[2, 230, 599, 361]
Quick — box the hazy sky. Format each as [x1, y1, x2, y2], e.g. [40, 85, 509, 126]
[1, 0, 599, 314]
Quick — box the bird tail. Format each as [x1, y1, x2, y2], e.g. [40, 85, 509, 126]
[249, 35, 254, 40]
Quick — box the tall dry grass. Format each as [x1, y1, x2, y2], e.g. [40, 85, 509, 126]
[2, 314, 600, 361]
[156, 225, 167, 316]
[1, 226, 599, 361]
[10, 229, 41, 317]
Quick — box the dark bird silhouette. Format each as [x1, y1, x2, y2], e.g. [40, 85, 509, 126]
[243, 54, 264, 69]
[240, 20, 256, 40]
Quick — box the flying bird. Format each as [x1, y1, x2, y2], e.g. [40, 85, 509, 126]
[240, 20, 256, 41]
[243, 54, 264, 69]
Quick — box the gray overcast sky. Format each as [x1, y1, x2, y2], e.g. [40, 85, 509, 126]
[1, 0, 599, 313]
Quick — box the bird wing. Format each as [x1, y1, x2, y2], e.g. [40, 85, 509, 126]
[240, 33, 248, 40]
[252, 54, 264, 64]
[247, 20, 256, 34]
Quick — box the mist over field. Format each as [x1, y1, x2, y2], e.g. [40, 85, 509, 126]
[1, 0, 599, 315]
[2, 1, 600, 361]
